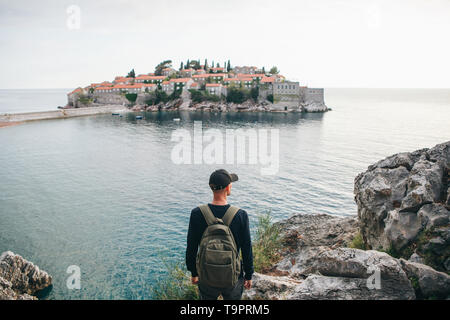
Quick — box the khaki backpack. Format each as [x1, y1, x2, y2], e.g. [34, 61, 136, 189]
[196, 204, 241, 288]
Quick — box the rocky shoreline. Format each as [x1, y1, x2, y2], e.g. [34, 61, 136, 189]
[0, 100, 329, 128]
[129, 99, 330, 113]
[0, 251, 52, 300]
[244, 141, 450, 300]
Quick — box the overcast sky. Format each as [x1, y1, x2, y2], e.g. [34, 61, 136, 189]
[1, 0, 449, 89]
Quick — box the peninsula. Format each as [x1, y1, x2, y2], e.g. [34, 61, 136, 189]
[67, 59, 329, 113]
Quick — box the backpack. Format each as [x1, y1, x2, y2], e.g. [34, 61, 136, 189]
[196, 204, 241, 288]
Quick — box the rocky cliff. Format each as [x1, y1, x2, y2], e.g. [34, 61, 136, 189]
[354, 141, 449, 272]
[124, 97, 329, 113]
[0, 251, 52, 300]
[244, 141, 450, 300]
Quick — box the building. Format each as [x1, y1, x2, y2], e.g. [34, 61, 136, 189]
[110, 84, 143, 93]
[180, 69, 195, 77]
[67, 87, 85, 106]
[162, 81, 174, 93]
[195, 69, 206, 75]
[142, 83, 157, 92]
[170, 78, 194, 91]
[135, 75, 165, 84]
[162, 67, 176, 77]
[270, 81, 301, 110]
[300, 87, 324, 103]
[209, 73, 228, 82]
[206, 83, 226, 96]
[192, 74, 210, 83]
[232, 66, 258, 74]
[210, 67, 225, 73]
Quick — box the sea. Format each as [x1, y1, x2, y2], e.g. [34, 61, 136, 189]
[0, 88, 449, 299]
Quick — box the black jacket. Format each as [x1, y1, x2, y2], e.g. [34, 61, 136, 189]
[185, 203, 254, 280]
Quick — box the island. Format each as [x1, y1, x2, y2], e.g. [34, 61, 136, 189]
[67, 59, 329, 113]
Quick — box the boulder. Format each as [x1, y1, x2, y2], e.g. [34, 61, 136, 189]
[354, 141, 450, 271]
[245, 213, 421, 300]
[399, 258, 450, 299]
[0, 251, 52, 300]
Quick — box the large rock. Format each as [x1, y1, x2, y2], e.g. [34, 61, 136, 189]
[247, 246, 415, 300]
[0, 251, 52, 300]
[300, 101, 329, 113]
[399, 258, 450, 299]
[354, 141, 450, 271]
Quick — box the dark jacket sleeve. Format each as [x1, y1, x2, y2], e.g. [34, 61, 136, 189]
[186, 209, 200, 277]
[240, 210, 254, 280]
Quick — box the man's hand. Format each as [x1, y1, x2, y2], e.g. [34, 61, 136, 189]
[244, 279, 252, 289]
[191, 276, 199, 285]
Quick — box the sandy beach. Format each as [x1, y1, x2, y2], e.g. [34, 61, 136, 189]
[0, 105, 129, 128]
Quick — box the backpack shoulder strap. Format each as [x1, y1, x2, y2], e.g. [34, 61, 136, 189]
[198, 204, 218, 226]
[222, 206, 240, 227]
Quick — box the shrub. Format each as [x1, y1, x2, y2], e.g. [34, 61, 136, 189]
[226, 88, 249, 104]
[267, 94, 274, 103]
[253, 211, 283, 273]
[189, 89, 205, 103]
[250, 87, 259, 102]
[145, 90, 169, 105]
[348, 232, 366, 250]
[151, 261, 199, 300]
[169, 88, 182, 101]
[125, 93, 138, 103]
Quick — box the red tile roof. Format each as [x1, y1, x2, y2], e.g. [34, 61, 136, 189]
[113, 84, 143, 89]
[170, 78, 192, 83]
[261, 77, 275, 83]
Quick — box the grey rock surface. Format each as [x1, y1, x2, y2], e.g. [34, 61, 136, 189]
[354, 141, 450, 271]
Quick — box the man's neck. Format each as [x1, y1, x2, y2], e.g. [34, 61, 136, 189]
[211, 196, 228, 206]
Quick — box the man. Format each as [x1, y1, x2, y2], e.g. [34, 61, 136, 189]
[186, 169, 254, 300]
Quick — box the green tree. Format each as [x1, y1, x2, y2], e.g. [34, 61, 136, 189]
[127, 69, 136, 78]
[267, 94, 274, 103]
[189, 89, 205, 103]
[262, 66, 266, 74]
[169, 88, 182, 101]
[269, 66, 279, 75]
[180, 61, 184, 70]
[227, 60, 231, 72]
[226, 88, 249, 104]
[154, 60, 172, 76]
[204, 59, 208, 70]
[125, 93, 138, 103]
[250, 86, 259, 102]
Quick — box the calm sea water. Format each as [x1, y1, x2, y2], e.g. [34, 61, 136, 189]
[0, 88, 449, 299]
[0, 89, 69, 114]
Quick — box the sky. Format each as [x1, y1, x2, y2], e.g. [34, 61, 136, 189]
[0, 0, 449, 89]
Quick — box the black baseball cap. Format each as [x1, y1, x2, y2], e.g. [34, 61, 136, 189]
[209, 169, 239, 191]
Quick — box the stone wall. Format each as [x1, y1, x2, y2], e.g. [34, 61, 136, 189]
[93, 93, 128, 105]
[0, 105, 129, 123]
